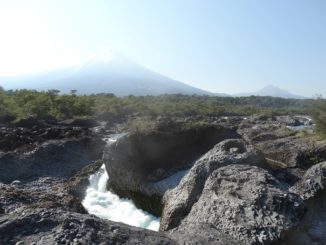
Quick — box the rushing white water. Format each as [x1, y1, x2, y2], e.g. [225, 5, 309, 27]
[82, 165, 160, 231]
[82, 133, 160, 231]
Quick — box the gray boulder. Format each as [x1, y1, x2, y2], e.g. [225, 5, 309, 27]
[292, 161, 326, 199]
[164, 165, 304, 244]
[279, 162, 326, 244]
[160, 139, 266, 231]
[160, 139, 308, 244]
[0, 208, 176, 245]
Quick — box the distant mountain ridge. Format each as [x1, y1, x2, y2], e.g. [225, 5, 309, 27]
[0, 51, 212, 96]
[0, 52, 307, 99]
[234, 85, 306, 99]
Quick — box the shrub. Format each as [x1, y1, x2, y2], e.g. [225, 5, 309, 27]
[312, 98, 326, 139]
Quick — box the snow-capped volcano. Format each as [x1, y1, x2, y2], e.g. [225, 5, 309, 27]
[0, 51, 211, 96]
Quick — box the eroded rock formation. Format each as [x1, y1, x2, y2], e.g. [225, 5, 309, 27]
[103, 125, 239, 215]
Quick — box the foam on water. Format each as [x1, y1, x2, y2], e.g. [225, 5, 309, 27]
[82, 165, 160, 231]
[82, 133, 160, 231]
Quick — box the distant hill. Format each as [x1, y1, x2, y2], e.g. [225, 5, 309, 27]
[0, 51, 211, 96]
[214, 92, 231, 97]
[234, 85, 306, 99]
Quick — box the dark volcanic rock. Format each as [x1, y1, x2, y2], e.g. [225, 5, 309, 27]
[237, 120, 326, 168]
[13, 116, 49, 128]
[0, 136, 105, 183]
[278, 162, 326, 245]
[0, 178, 86, 214]
[254, 136, 326, 168]
[292, 161, 326, 199]
[103, 125, 239, 214]
[0, 122, 178, 245]
[59, 118, 100, 127]
[67, 159, 104, 200]
[0, 125, 96, 152]
[167, 223, 239, 245]
[0, 208, 176, 245]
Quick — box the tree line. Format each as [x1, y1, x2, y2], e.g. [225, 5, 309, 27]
[0, 88, 324, 136]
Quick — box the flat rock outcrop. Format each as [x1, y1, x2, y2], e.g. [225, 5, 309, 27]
[0, 177, 86, 215]
[237, 120, 326, 168]
[0, 125, 94, 152]
[0, 208, 176, 245]
[0, 134, 105, 183]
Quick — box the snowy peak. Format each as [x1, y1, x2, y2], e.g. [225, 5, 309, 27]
[86, 50, 130, 64]
[0, 50, 212, 96]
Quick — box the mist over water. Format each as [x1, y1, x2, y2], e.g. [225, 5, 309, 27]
[82, 133, 160, 231]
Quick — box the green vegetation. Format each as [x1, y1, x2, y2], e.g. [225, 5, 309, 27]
[0, 89, 94, 122]
[0, 88, 319, 129]
[312, 98, 326, 139]
[91, 93, 310, 118]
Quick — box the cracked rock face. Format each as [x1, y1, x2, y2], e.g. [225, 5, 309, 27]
[292, 161, 326, 199]
[280, 162, 326, 245]
[237, 121, 326, 168]
[161, 139, 306, 244]
[166, 165, 304, 245]
[160, 139, 266, 232]
[103, 126, 239, 215]
[0, 137, 105, 183]
[0, 208, 176, 245]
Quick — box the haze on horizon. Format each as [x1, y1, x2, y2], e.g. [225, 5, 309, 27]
[0, 0, 325, 97]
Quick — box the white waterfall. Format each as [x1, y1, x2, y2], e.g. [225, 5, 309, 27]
[82, 134, 160, 231]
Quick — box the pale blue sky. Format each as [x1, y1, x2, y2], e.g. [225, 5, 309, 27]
[0, 0, 325, 96]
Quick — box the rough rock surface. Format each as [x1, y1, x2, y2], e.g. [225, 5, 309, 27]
[160, 139, 266, 232]
[161, 136, 326, 244]
[279, 162, 326, 244]
[292, 161, 326, 198]
[0, 136, 105, 183]
[2, 116, 326, 245]
[0, 125, 95, 152]
[237, 120, 326, 168]
[164, 165, 304, 244]
[103, 125, 239, 214]
[0, 123, 178, 245]
[0, 160, 104, 216]
[0, 208, 176, 245]
[0, 177, 86, 215]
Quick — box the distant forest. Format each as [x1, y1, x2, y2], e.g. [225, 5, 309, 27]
[0, 87, 325, 136]
[0, 88, 310, 119]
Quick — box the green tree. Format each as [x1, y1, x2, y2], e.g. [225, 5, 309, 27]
[312, 97, 326, 138]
